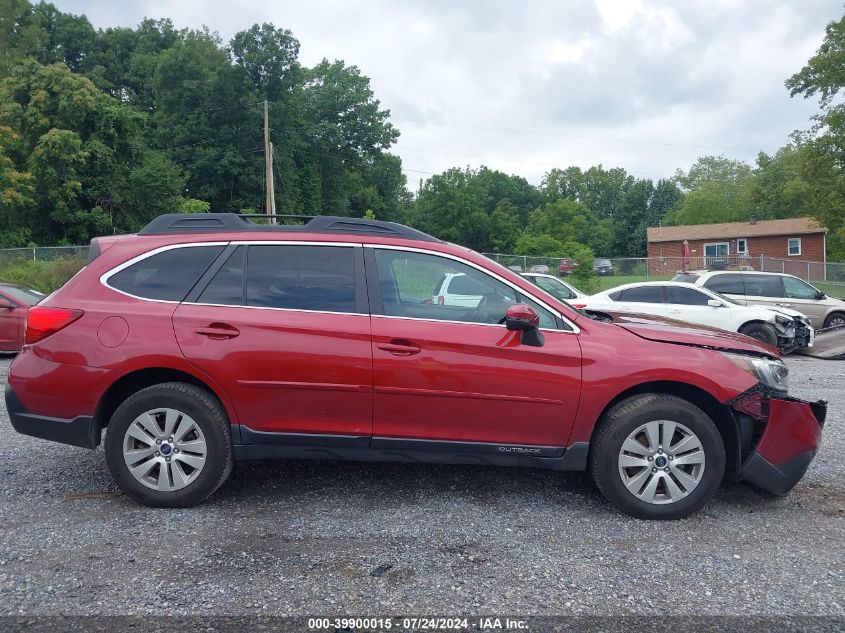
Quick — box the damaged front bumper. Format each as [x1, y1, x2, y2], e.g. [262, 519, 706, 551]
[775, 317, 814, 353]
[731, 389, 827, 496]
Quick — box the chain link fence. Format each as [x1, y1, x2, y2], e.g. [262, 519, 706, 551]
[0, 246, 88, 266]
[483, 252, 845, 295]
[0, 246, 841, 295]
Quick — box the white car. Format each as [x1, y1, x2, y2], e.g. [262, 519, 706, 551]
[521, 272, 587, 303]
[673, 270, 845, 330]
[581, 281, 814, 353]
[433, 272, 490, 307]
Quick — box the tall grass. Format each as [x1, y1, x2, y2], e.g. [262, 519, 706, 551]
[0, 258, 86, 294]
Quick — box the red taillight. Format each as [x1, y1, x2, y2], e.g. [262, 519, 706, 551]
[25, 307, 84, 344]
[572, 303, 587, 309]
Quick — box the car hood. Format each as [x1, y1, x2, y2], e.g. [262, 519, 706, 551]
[763, 306, 809, 320]
[588, 310, 780, 357]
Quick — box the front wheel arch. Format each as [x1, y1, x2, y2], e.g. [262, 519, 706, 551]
[588, 381, 740, 477]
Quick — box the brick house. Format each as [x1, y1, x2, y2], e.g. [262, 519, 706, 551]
[646, 217, 828, 275]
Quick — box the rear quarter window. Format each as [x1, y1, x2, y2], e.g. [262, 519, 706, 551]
[107, 245, 224, 301]
[743, 275, 784, 298]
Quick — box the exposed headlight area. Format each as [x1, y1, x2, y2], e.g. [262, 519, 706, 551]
[773, 314, 796, 333]
[723, 352, 789, 394]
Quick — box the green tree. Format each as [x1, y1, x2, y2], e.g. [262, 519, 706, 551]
[786, 14, 845, 259]
[0, 59, 183, 241]
[667, 155, 755, 225]
[514, 233, 567, 257]
[413, 168, 490, 249]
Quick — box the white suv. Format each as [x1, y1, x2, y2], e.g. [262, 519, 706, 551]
[674, 270, 845, 330]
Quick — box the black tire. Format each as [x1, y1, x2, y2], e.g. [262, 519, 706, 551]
[589, 394, 725, 520]
[739, 322, 778, 347]
[105, 382, 233, 508]
[823, 312, 845, 329]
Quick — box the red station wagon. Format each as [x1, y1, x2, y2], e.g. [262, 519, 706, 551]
[5, 214, 827, 519]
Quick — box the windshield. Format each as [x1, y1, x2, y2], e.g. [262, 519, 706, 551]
[528, 276, 576, 302]
[711, 290, 742, 305]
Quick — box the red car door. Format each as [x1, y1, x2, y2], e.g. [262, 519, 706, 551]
[172, 243, 372, 439]
[367, 247, 582, 449]
[0, 291, 25, 351]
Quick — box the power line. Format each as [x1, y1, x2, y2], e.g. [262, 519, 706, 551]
[397, 146, 668, 179]
[393, 117, 759, 154]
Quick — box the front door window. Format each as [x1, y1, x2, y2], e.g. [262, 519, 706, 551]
[373, 249, 558, 329]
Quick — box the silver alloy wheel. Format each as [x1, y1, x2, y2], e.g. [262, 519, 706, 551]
[618, 419, 706, 505]
[829, 314, 845, 327]
[122, 408, 207, 492]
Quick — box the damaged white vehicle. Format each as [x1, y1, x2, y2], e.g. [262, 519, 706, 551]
[580, 281, 813, 353]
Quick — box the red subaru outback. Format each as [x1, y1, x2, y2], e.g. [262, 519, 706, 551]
[5, 214, 827, 519]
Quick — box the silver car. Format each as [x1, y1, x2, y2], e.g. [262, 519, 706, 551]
[673, 270, 845, 329]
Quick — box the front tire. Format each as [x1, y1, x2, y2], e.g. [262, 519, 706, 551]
[105, 382, 233, 508]
[590, 394, 725, 520]
[823, 312, 845, 329]
[739, 322, 778, 347]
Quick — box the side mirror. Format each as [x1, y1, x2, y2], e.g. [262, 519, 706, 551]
[505, 303, 544, 347]
[0, 298, 13, 309]
[707, 299, 722, 308]
[815, 291, 826, 300]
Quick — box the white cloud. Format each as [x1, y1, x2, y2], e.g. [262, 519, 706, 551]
[55, 0, 840, 183]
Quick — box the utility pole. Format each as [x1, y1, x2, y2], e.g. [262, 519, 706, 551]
[263, 99, 276, 224]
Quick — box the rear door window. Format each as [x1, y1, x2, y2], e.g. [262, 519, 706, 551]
[245, 244, 358, 313]
[617, 286, 665, 303]
[197, 247, 245, 306]
[743, 274, 784, 298]
[107, 245, 224, 301]
[666, 286, 711, 306]
[703, 273, 744, 295]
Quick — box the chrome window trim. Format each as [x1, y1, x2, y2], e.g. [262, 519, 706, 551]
[98, 240, 581, 333]
[99, 240, 358, 304]
[366, 244, 580, 334]
[190, 302, 367, 317]
[372, 314, 572, 334]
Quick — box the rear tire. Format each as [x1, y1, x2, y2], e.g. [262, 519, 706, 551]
[739, 322, 778, 347]
[590, 394, 725, 520]
[105, 382, 233, 508]
[823, 312, 845, 329]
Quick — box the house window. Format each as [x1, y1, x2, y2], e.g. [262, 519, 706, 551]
[736, 238, 748, 254]
[703, 242, 729, 258]
[787, 238, 801, 256]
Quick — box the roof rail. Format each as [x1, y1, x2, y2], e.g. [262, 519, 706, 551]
[138, 213, 441, 242]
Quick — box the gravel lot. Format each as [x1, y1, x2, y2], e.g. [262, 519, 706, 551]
[0, 355, 842, 618]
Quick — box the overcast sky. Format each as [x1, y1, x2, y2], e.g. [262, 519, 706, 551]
[55, 0, 841, 185]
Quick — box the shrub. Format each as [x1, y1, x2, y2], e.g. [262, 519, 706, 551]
[0, 258, 86, 293]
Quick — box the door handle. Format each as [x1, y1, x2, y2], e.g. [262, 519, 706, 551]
[195, 323, 240, 339]
[775, 303, 794, 308]
[377, 341, 421, 356]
